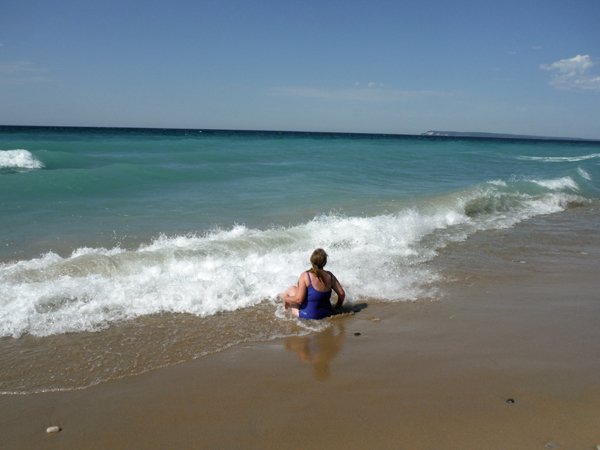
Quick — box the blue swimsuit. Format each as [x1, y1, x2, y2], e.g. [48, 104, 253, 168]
[299, 271, 333, 320]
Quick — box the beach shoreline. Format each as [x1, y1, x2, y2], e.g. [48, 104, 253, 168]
[2, 210, 599, 450]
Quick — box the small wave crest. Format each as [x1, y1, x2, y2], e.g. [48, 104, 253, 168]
[0, 149, 44, 173]
[517, 153, 600, 162]
[532, 176, 579, 191]
[578, 167, 592, 180]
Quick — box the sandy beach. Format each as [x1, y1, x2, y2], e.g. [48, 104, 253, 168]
[2, 210, 600, 450]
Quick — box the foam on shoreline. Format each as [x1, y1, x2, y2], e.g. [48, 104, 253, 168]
[1, 176, 588, 339]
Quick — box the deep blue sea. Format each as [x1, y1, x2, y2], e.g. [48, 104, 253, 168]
[1, 126, 599, 393]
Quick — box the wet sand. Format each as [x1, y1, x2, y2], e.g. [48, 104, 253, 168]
[2, 214, 600, 449]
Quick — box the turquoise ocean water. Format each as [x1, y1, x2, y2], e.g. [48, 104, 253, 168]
[1, 126, 599, 393]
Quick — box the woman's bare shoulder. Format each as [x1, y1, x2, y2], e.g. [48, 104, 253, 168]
[299, 271, 310, 283]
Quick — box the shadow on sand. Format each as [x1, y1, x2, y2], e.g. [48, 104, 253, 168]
[284, 302, 368, 381]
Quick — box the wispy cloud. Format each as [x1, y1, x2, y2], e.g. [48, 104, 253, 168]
[268, 85, 460, 102]
[354, 81, 386, 88]
[0, 61, 49, 84]
[540, 55, 600, 91]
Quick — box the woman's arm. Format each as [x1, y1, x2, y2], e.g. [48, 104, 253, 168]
[331, 273, 345, 309]
[283, 272, 309, 307]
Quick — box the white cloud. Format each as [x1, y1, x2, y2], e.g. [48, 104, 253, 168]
[0, 61, 48, 84]
[540, 55, 600, 91]
[268, 85, 460, 102]
[541, 55, 594, 74]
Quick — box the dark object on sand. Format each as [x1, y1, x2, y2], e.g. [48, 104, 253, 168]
[354, 332, 361, 336]
[506, 398, 515, 403]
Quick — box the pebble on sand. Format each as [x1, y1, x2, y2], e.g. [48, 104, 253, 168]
[506, 398, 515, 403]
[46, 426, 61, 434]
[544, 443, 562, 449]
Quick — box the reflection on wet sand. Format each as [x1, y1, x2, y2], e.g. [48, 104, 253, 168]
[284, 322, 346, 381]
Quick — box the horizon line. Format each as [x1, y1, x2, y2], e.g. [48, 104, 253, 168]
[1, 124, 598, 143]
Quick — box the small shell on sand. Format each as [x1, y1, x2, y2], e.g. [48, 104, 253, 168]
[46, 426, 60, 434]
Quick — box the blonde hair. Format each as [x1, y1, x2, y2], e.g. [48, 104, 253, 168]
[308, 248, 328, 284]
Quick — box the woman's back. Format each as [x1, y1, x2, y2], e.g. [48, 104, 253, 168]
[299, 271, 333, 320]
[308, 271, 332, 292]
[282, 248, 345, 320]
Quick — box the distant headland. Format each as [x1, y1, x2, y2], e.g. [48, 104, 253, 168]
[421, 131, 596, 142]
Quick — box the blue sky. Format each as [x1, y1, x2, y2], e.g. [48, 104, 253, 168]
[1, 0, 599, 138]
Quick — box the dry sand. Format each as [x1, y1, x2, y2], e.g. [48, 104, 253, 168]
[1, 225, 599, 450]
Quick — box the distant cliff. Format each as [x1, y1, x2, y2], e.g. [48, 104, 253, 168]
[421, 131, 591, 141]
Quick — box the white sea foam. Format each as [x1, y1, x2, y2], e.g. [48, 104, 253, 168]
[0, 176, 588, 338]
[532, 176, 579, 191]
[0, 149, 44, 169]
[517, 153, 600, 162]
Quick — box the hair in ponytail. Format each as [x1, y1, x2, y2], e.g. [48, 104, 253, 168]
[309, 248, 328, 284]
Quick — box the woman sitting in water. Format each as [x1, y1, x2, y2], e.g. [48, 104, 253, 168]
[282, 248, 345, 319]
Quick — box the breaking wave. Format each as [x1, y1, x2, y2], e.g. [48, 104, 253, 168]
[0, 175, 588, 338]
[0, 149, 44, 174]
